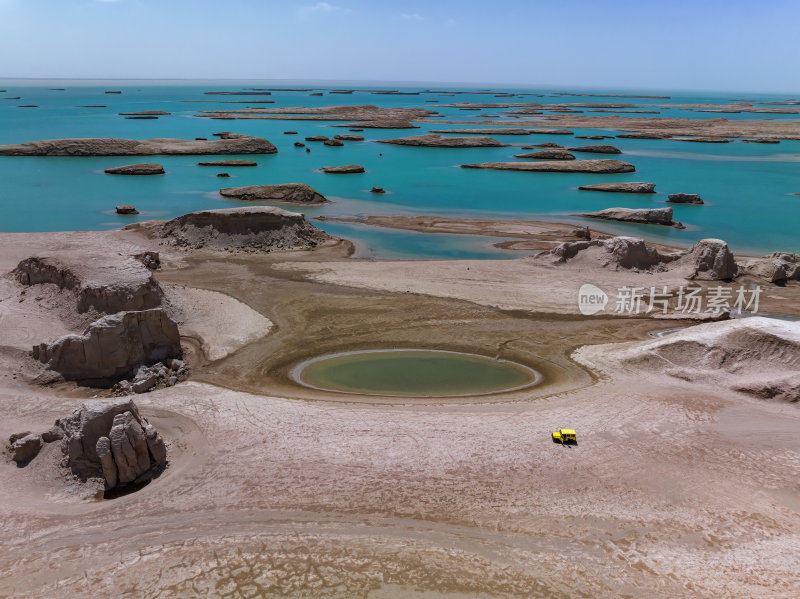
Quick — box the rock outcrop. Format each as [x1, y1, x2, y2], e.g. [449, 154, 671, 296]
[514, 150, 575, 160]
[667, 193, 704, 204]
[8, 433, 43, 465]
[377, 134, 506, 147]
[579, 207, 682, 227]
[321, 165, 365, 174]
[578, 182, 656, 193]
[56, 398, 168, 489]
[681, 239, 738, 280]
[741, 252, 800, 283]
[305, 136, 329, 142]
[32, 309, 182, 384]
[323, 138, 344, 146]
[14, 255, 164, 314]
[461, 160, 635, 174]
[116, 205, 139, 214]
[104, 163, 165, 175]
[197, 159, 258, 167]
[157, 206, 331, 252]
[568, 145, 622, 154]
[535, 234, 744, 281]
[112, 359, 190, 395]
[333, 134, 365, 141]
[538, 236, 670, 271]
[0, 134, 277, 156]
[219, 183, 328, 204]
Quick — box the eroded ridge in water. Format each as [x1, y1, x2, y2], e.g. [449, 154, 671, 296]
[291, 349, 542, 397]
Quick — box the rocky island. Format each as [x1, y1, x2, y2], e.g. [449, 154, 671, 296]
[377, 134, 506, 147]
[0, 133, 277, 156]
[461, 159, 636, 173]
[579, 207, 684, 227]
[219, 183, 328, 204]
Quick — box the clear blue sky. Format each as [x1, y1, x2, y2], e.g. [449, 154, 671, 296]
[1, 0, 798, 92]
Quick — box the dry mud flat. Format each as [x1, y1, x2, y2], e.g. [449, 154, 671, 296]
[1, 222, 800, 597]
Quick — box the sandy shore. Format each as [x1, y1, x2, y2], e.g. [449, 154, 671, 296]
[1, 223, 799, 598]
[316, 214, 688, 253]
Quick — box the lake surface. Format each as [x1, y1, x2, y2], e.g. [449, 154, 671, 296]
[292, 349, 541, 396]
[1, 79, 798, 257]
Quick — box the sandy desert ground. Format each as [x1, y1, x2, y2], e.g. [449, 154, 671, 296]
[1, 221, 799, 598]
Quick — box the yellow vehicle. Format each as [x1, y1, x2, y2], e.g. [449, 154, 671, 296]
[552, 429, 577, 444]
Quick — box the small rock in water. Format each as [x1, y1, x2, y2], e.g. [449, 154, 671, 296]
[370, 187, 386, 194]
[294, 142, 306, 147]
[667, 193, 704, 204]
[217, 172, 230, 178]
[284, 131, 298, 135]
[116, 205, 139, 215]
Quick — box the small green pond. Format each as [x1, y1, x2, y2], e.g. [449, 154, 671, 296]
[291, 349, 541, 397]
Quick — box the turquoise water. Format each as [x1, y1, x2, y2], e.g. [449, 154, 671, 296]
[1, 79, 798, 257]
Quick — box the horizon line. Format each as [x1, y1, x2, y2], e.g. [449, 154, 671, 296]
[0, 76, 797, 97]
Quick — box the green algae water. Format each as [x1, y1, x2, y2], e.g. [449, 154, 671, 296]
[1, 79, 799, 257]
[292, 349, 541, 397]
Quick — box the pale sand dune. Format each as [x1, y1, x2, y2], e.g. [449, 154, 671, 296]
[163, 284, 272, 361]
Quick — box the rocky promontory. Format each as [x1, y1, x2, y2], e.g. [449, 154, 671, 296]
[578, 182, 656, 193]
[14, 255, 164, 315]
[104, 163, 165, 175]
[461, 159, 635, 174]
[219, 183, 328, 204]
[156, 206, 331, 252]
[377, 134, 506, 147]
[579, 207, 682, 227]
[0, 133, 277, 156]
